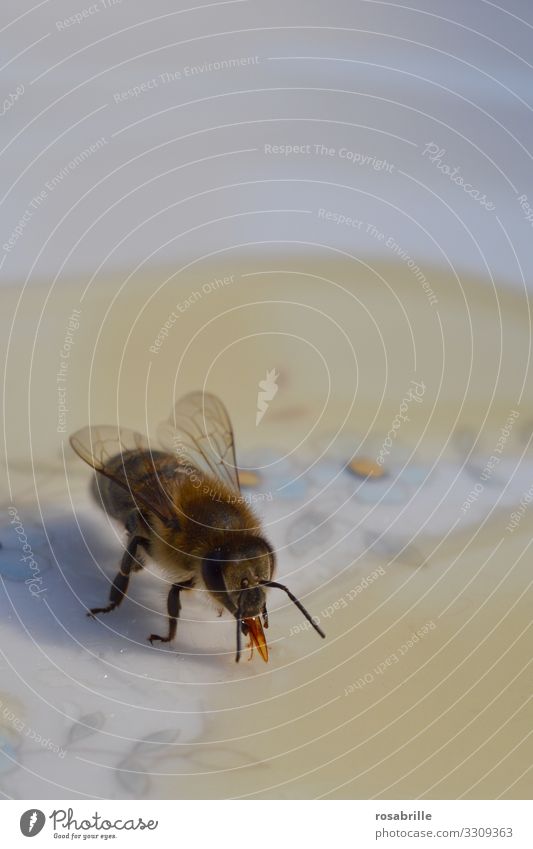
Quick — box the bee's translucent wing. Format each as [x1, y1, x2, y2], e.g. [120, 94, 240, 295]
[70, 425, 150, 471]
[69, 425, 180, 523]
[157, 392, 241, 493]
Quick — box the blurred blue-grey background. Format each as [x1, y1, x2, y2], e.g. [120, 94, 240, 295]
[2, 0, 532, 290]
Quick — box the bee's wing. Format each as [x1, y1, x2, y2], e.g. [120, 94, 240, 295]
[157, 391, 241, 493]
[69, 425, 180, 524]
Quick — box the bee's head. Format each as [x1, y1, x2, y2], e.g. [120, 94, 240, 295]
[202, 535, 325, 663]
[202, 535, 274, 618]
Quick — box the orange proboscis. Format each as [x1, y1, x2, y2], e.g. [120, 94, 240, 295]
[244, 616, 269, 662]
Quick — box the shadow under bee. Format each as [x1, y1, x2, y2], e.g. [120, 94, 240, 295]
[0, 508, 172, 653]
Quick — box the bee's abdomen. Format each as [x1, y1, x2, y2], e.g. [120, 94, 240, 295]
[91, 449, 179, 525]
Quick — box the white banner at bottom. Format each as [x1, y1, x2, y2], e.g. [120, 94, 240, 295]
[2, 799, 531, 848]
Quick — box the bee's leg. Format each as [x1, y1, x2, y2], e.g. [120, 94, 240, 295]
[148, 578, 194, 645]
[87, 535, 146, 617]
[262, 602, 269, 629]
[125, 512, 149, 572]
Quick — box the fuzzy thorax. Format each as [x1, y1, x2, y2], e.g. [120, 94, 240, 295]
[149, 474, 266, 582]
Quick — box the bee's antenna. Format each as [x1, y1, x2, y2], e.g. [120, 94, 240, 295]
[235, 594, 243, 662]
[261, 580, 325, 639]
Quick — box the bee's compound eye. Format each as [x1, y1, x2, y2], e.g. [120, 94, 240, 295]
[241, 578, 249, 589]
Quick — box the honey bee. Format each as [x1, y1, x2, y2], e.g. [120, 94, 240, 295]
[70, 391, 325, 662]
